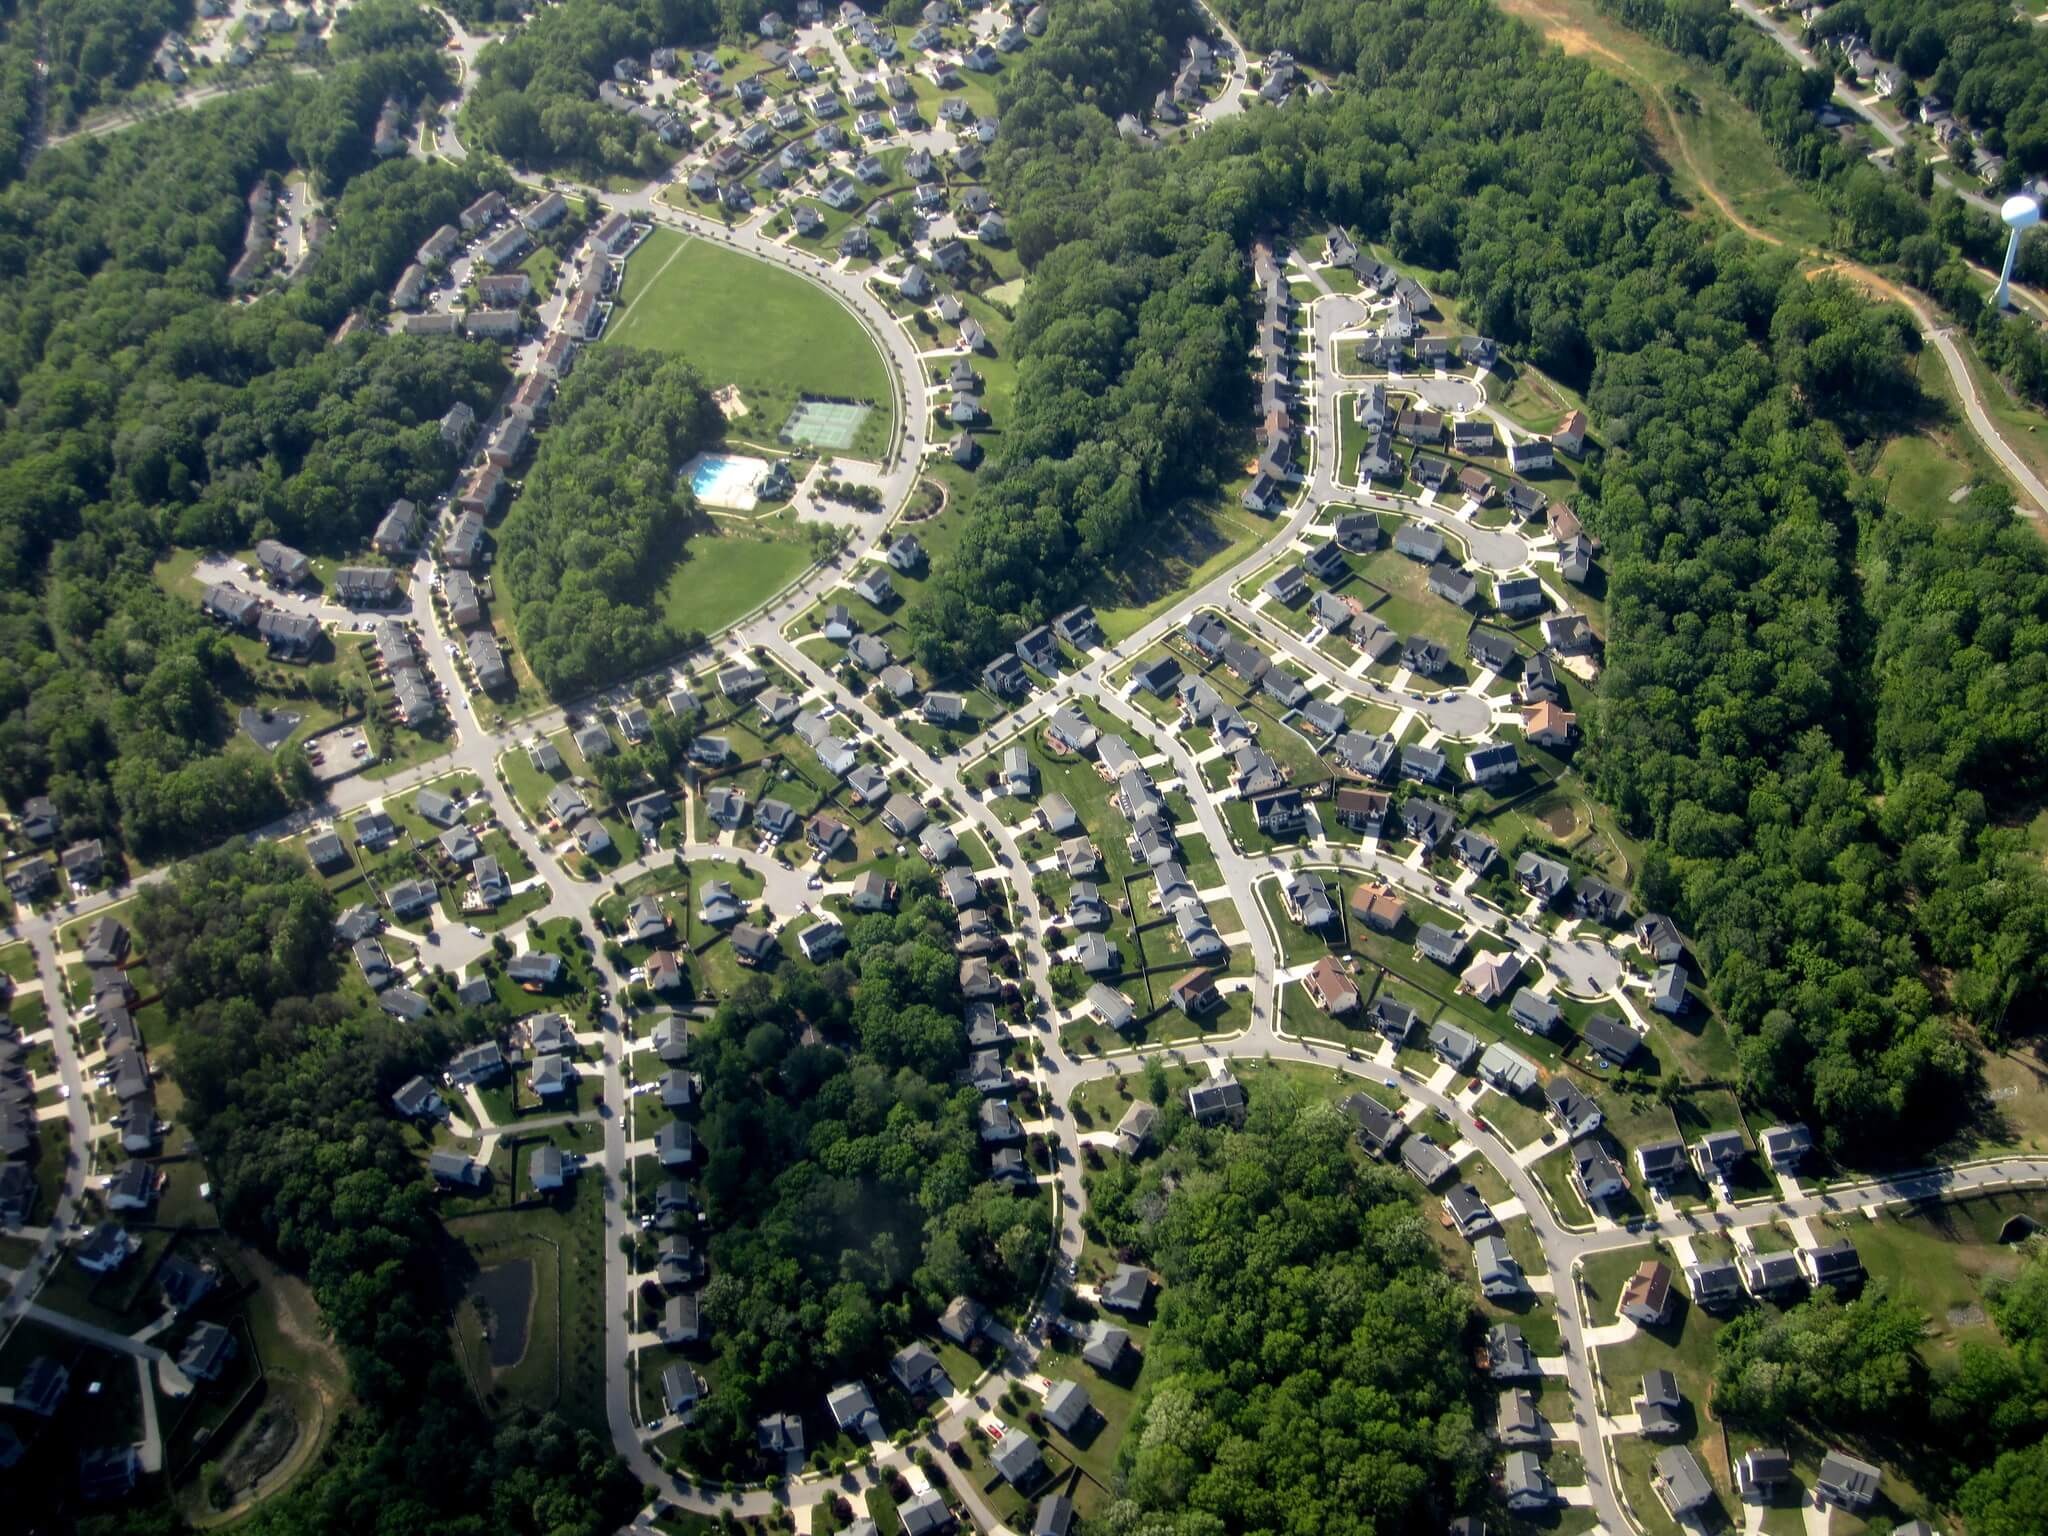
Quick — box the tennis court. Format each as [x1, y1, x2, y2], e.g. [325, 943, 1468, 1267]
[781, 398, 873, 450]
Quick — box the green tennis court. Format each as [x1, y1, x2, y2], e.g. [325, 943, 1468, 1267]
[781, 398, 873, 450]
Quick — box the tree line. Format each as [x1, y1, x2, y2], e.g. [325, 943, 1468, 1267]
[495, 345, 724, 696]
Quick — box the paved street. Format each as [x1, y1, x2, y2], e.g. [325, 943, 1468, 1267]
[7, 11, 2048, 1536]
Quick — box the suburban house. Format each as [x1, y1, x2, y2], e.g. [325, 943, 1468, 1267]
[1815, 1452, 1881, 1512]
[1442, 1182, 1497, 1238]
[1571, 1143, 1628, 1204]
[1655, 1447, 1714, 1518]
[1798, 1240, 1863, 1290]
[1619, 1260, 1673, 1326]
[1634, 1138, 1687, 1188]
[1543, 1078, 1601, 1139]
[1416, 923, 1466, 968]
[1759, 1123, 1813, 1172]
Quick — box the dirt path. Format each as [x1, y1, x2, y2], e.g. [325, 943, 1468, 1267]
[240, 1249, 346, 1384]
[183, 1373, 334, 1528]
[1499, 0, 1786, 247]
[1502, 0, 2048, 520]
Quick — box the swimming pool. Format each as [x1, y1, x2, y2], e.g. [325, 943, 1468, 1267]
[684, 453, 771, 510]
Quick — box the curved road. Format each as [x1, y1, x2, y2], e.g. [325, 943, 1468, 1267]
[5, 13, 2046, 1536]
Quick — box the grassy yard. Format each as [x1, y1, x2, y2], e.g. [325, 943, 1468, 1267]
[0, 941, 33, 981]
[1352, 545, 1477, 662]
[606, 227, 897, 459]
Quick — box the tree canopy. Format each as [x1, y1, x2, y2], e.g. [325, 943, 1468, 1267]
[1089, 1082, 1485, 1535]
[495, 345, 723, 695]
[0, 22, 504, 859]
[672, 865, 1051, 1473]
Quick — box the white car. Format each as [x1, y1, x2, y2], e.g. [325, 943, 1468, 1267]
[467, 925, 484, 939]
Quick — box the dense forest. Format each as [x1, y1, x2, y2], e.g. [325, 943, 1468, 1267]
[40, 0, 189, 126]
[1711, 1239, 2048, 1528]
[903, 0, 1234, 674]
[58, 844, 644, 1536]
[496, 345, 722, 695]
[672, 866, 1053, 1472]
[0, 12, 505, 859]
[904, 0, 2048, 1162]
[1591, 0, 2048, 408]
[1086, 1081, 1482, 1533]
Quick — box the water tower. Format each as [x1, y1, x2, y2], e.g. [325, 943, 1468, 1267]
[1995, 193, 2041, 310]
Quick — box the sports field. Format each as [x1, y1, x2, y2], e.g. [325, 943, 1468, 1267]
[606, 227, 896, 460]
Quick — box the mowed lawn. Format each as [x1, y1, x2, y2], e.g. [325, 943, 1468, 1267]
[659, 527, 817, 637]
[606, 227, 897, 452]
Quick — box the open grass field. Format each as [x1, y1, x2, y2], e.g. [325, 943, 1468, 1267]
[1088, 497, 1273, 643]
[657, 521, 818, 638]
[1873, 348, 2002, 517]
[606, 227, 897, 459]
[1955, 1039, 2048, 1156]
[1817, 1189, 2048, 1362]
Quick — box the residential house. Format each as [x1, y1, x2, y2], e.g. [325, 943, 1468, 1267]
[1345, 1093, 1406, 1159]
[1798, 1240, 1863, 1290]
[1442, 1182, 1497, 1239]
[1416, 923, 1466, 968]
[1571, 1143, 1628, 1204]
[1580, 1013, 1641, 1068]
[1543, 1078, 1601, 1139]
[1304, 956, 1360, 1015]
[1759, 1123, 1813, 1172]
[1650, 964, 1688, 1015]
[1634, 1137, 1687, 1189]
[1509, 988, 1562, 1039]
[1655, 1448, 1715, 1518]
[1476, 1041, 1539, 1098]
[1187, 1073, 1246, 1125]
[1619, 1260, 1673, 1326]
